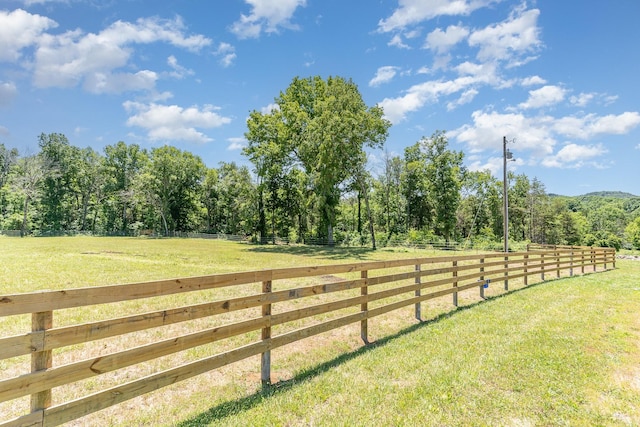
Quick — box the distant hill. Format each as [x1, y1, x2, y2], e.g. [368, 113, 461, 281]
[580, 191, 638, 199]
[549, 191, 639, 199]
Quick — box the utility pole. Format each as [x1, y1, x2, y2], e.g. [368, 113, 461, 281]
[503, 136, 514, 253]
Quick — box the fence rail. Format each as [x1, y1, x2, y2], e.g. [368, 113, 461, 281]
[0, 246, 615, 426]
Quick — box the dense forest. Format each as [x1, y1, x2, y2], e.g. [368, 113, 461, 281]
[1, 76, 639, 250]
[1, 134, 638, 250]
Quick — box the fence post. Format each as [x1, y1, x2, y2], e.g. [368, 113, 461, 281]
[541, 253, 545, 281]
[261, 280, 272, 387]
[612, 249, 616, 269]
[361, 270, 369, 343]
[524, 253, 529, 286]
[452, 260, 458, 307]
[479, 258, 485, 299]
[592, 247, 596, 272]
[504, 255, 509, 291]
[581, 248, 585, 274]
[570, 247, 574, 277]
[31, 311, 53, 417]
[414, 264, 421, 321]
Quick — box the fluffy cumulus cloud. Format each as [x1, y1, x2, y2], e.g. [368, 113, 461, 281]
[452, 110, 556, 155]
[378, 0, 502, 32]
[0, 9, 57, 62]
[231, 0, 307, 39]
[541, 143, 607, 168]
[214, 42, 236, 67]
[379, 66, 500, 123]
[518, 85, 566, 109]
[552, 112, 640, 140]
[123, 101, 232, 144]
[425, 24, 470, 54]
[451, 109, 640, 169]
[377, 4, 541, 124]
[31, 17, 210, 93]
[369, 66, 400, 87]
[468, 7, 541, 65]
[520, 75, 546, 86]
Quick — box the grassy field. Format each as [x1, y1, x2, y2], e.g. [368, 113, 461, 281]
[1, 237, 638, 426]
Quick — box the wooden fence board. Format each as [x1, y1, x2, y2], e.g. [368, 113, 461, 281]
[42, 340, 270, 427]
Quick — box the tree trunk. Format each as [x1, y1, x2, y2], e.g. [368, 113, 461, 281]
[360, 179, 376, 250]
[327, 223, 334, 246]
[357, 192, 362, 235]
[258, 188, 266, 243]
[21, 196, 29, 238]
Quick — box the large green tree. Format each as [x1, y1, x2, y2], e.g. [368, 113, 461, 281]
[422, 131, 464, 242]
[102, 141, 148, 233]
[245, 75, 390, 246]
[141, 146, 206, 234]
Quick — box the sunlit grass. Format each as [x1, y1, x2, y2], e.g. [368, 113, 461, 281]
[0, 237, 636, 426]
[179, 260, 640, 427]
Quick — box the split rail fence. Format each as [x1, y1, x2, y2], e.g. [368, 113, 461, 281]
[0, 246, 615, 426]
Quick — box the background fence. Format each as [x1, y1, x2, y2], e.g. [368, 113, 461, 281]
[0, 246, 615, 426]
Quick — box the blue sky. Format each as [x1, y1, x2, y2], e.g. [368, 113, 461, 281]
[1, 0, 639, 196]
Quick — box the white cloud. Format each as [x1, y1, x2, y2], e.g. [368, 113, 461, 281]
[369, 66, 400, 87]
[447, 88, 478, 111]
[519, 85, 566, 109]
[570, 92, 595, 108]
[227, 137, 247, 151]
[452, 109, 640, 169]
[541, 143, 607, 168]
[167, 55, 194, 79]
[260, 103, 279, 114]
[553, 112, 640, 139]
[31, 16, 211, 93]
[388, 34, 410, 49]
[0, 9, 57, 62]
[468, 7, 541, 65]
[521, 75, 546, 86]
[0, 126, 9, 137]
[123, 101, 232, 144]
[452, 110, 556, 155]
[425, 24, 469, 54]
[86, 70, 158, 94]
[214, 42, 236, 67]
[0, 82, 18, 107]
[231, 0, 307, 39]
[379, 65, 500, 123]
[589, 112, 640, 135]
[378, 0, 502, 32]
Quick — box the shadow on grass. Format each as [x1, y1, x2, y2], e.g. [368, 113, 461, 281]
[177, 272, 604, 426]
[176, 279, 550, 427]
[244, 244, 376, 260]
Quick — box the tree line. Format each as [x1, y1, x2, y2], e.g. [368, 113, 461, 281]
[1, 76, 639, 249]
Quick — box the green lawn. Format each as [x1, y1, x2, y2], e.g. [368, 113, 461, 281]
[1, 237, 638, 426]
[179, 259, 640, 427]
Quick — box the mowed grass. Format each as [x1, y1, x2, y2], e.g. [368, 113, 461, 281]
[181, 260, 640, 427]
[1, 237, 638, 426]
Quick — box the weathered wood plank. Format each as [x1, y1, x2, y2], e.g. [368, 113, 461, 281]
[0, 317, 267, 402]
[42, 341, 269, 427]
[0, 410, 43, 427]
[0, 271, 271, 317]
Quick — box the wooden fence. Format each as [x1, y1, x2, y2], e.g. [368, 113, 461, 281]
[0, 246, 615, 426]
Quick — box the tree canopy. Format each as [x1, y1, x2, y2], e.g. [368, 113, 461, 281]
[244, 75, 390, 245]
